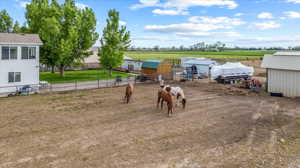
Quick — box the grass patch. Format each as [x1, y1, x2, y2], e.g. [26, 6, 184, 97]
[125, 51, 275, 61]
[40, 69, 132, 84]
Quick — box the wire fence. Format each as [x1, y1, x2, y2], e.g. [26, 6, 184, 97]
[0, 67, 186, 97]
[0, 76, 139, 97]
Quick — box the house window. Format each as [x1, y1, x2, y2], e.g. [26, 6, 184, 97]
[8, 72, 21, 83]
[22, 47, 36, 59]
[1, 46, 18, 60]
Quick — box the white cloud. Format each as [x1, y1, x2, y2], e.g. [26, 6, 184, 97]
[229, 36, 300, 47]
[20, 1, 30, 8]
[235, 13, 244, 17]
[145, 23, 226, 33]
[257, 12, 273, 19]
[285, 0, 300, 3]
[15, 0, 30, 8]
[250, 21, 281, 30]
[119, 20, 127, 26]
[75, 2, 88, 10]
[176, 31, 241, 37]
[285, 11, 300, 18]
[131, 0, 160, 10]
[133, 36, 189, 41]
[188, 16, 246, 26]
[145, 16, 244, 38]
[131, 0, 238, 11]
[152, 9, 189, 15]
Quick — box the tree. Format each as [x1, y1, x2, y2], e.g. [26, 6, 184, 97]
[12, 21, 21, 33]
[25, 0, 98, 76]
[0, 10, 13, 33]
[99, 9, 131, 76]
[153, 45, 160, 51]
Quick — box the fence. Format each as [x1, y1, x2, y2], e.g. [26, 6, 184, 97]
[0, 76, 138, 97]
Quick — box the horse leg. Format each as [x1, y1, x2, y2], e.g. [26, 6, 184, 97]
[127, 93, 130, 104]
[175, 94, 180, 107]
[157, 95, 161, 109]
[161, 99, 164, 109]
[124, 94, 127, 103]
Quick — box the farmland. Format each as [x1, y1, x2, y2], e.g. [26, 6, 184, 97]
[126, 51, 275, 61]
[1, 81, 300, 168]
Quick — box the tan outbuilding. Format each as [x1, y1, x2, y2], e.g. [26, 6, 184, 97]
[261, 51, 300, 97]
[141, 59, 172, 80]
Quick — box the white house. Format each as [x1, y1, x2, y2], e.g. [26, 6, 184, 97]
[121, 56, 143, 72]
[83, 46, 100, 69]
[262, 51, 300, 97]
[0, 33, 43, 95]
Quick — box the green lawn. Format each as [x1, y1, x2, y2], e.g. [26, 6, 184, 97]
[40, 70, 132, 84]
[126, 51, 275, 61]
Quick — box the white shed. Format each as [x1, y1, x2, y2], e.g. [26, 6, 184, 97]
[261, 51, 300, 97]
[121, 56, 143, 72]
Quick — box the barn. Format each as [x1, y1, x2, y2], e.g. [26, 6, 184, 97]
[141, 59, 172, 80]
[261, 51, 300, 97]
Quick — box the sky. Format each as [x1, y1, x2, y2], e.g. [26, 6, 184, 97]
[1, 0, 300, 48]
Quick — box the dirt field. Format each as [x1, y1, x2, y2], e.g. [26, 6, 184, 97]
[1, 81, 300, 168]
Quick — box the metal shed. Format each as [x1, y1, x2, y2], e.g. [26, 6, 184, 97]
[261, 51, 300, 97]
[181, 57, 217, 76]
[121, 56, 143, 72]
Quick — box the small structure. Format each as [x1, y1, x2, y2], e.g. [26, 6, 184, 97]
[141, 59, 172, 80]
[121, 56, 143, 72]
[83, 46, 100, 69]
[262, 51, 300, 97]
[181, 57, 217, 77]
[0, 33, 43, 95]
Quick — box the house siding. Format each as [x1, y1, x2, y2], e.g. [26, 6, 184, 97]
[0, 44, 40, 94]
[268, 68, 300, 97]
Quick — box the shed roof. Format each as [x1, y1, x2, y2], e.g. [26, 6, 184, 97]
[0, 33, 43, 45]
[142, 59, 164, 69]
[261, 52, 300, 71]
[273, 51, 300, 56]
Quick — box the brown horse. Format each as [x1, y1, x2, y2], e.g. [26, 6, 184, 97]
[162, 86, 187, 109]
[124, 83, 134, 104]
[157, 87, 174, 117]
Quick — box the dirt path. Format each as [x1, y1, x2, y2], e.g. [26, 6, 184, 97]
[1, 81, 300, 168]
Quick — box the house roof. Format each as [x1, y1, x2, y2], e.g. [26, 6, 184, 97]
[261, 52, 300, 71]
[0, 33, 43, 45]
[142, 59, 164, 69]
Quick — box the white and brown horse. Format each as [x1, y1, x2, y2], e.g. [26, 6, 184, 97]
[162, 85, 186, 109]
[157, 87, 174, 117]
[124, 83, 134, 104]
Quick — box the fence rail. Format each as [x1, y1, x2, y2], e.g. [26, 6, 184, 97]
[0, 77, 138, 97]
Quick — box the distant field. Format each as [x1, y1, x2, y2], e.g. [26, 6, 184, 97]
[126, 51, 275, 61]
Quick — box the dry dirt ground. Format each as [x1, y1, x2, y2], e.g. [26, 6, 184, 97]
[1, 81, 300, 168]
